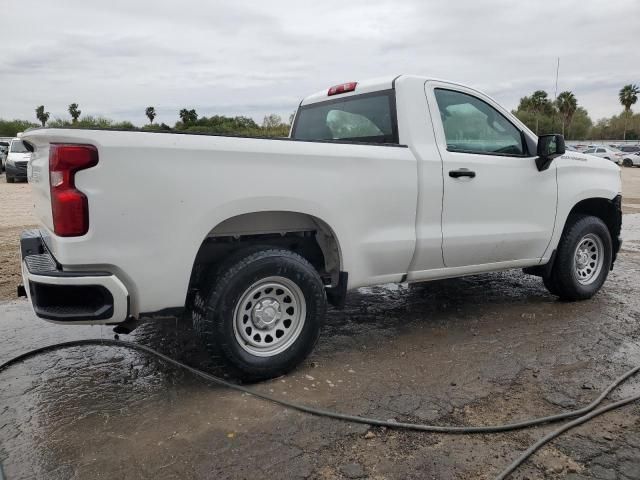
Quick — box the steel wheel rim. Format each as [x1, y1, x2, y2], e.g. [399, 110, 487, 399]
[233, 276, 306, 357]
[573, 233, 604, 285]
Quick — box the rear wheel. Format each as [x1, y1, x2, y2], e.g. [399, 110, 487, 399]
[543, 214, 612, 300]
[6, 173, 14, 183]
[193, 248, 326, 380]
[623, 158, 634, 167]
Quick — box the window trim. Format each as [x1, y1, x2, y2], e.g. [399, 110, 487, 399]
[434, 87, 530, 158]
[291, 89, 400, 145]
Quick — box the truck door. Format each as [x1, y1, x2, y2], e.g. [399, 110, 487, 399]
[424, 81, 557, 268]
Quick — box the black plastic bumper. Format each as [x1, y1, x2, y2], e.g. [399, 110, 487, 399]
[20, 230, 117, 321]
[6, 161, 28, 179]
[612, 194, 622, 266]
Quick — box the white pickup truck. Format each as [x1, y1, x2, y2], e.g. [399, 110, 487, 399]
[19, 75, 622, 379]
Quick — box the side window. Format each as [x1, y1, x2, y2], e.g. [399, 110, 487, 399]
[596, 148, 605, 153]
[434, 88, 525, 156]
[584, 148, 595, 153]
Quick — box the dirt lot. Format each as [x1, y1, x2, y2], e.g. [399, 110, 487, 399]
[0, 176, 37, 300]
[1, 169, 640, 479]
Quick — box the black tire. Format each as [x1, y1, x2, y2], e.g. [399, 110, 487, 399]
[193, 247, 326, 380]
[543, 214, 612, 300]
[623, 158, 634, 168]
[6, 174, 14, 183]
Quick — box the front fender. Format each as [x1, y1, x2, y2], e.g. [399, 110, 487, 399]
[545, 154, 621, 261]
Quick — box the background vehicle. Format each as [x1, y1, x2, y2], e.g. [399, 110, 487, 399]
[582, 145, 624, 164]
[19, 75, 622, 379]
[622, 151, 640, 167]
[0, 142, 8, 172]
[5, 138, 31, 183]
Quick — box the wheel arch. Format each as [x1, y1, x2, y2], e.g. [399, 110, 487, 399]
[557, 196, 622, 268]
[527, 195, 621, 278]
[186, 210, 344, 307]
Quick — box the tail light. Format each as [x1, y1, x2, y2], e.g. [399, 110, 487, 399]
[49, 144, 98, 237]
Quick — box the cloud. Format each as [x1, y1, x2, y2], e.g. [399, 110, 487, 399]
[1, 0, 638, 125]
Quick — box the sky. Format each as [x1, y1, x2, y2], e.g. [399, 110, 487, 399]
[1, 0, 639, 126]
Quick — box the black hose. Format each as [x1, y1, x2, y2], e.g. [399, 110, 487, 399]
[1, 338, 638, 479]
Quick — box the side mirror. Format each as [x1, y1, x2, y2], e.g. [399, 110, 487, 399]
[536, 134, 565, 171]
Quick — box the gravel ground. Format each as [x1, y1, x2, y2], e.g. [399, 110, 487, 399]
[1, 168, 640, 479]
[0, 175, 36, 301]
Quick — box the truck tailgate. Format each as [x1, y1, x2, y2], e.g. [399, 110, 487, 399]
[24, 136, 53, 232]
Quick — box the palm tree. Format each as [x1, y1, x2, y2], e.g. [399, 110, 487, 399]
[179, 108, 197, 125]
[68, 103, 81, 123]
[555, 91, 577, 137]
[145, 106, 156, 124]
[35, 105, 50, 127]
[524, 90, 551, 134]
[619, 84, 639, 140]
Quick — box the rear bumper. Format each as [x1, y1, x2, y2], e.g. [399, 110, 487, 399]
[20, 229, 129, 324]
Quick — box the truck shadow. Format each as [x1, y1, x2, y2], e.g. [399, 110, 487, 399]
[128, 269, 571, 382]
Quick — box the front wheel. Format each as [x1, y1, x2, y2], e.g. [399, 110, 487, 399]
[543, 214, 612, 300]
[623, 158, 634, 167]
[6, 173, 14, 183]
[193, 248, 326, 380]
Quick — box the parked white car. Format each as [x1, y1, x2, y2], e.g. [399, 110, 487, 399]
[19, 75, 622, 379]
[583, 146, 624, 164]
[5, 138, 31, 183]
[622, 152, 640, 167]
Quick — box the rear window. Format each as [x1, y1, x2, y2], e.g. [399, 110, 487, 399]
[10, 140, 28, 153]
[292, 90, 398, 144]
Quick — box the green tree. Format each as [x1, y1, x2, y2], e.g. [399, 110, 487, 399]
[262, 114, 283, 130]
[520, 90, 553, 134]
[145, 106, 156, 124]
[555, 91, 577, 137]
[35, 105, 50, 127]
[179, 108, 198, 125]
[566, 107, 592, 140]
[0, 119, 39, 136]
[619, 84, 639, 140]
[68, 103, 81, 123]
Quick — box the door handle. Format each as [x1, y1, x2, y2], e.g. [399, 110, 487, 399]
[449, 168, 476, 179]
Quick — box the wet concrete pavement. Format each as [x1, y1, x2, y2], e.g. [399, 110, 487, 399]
[2, 217, 640, 479]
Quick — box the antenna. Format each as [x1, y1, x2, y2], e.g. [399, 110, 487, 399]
[554, 57, 560, 100]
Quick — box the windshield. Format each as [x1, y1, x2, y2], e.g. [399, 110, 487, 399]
[10, 140, 28, 153]
[292, 90, 398, 144]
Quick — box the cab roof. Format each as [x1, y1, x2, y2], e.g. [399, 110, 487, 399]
[300, 75, 398, 106]
[299, 75, 481, 106]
